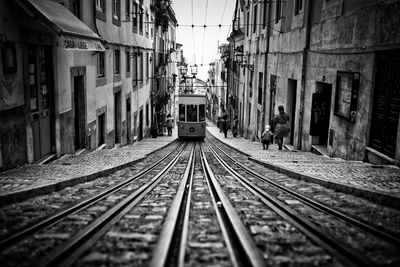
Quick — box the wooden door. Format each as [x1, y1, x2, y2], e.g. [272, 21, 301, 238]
[288, 79, 297, 145]
[310, 83, 332, 145]
[269, 75, 277, 126]
[74, 75, 85, 150]
[370, 51, 400, 158]
[98, 113, 105, 147]
[114, 91, 121, 144]
[28, 46, 52, 161]
[126, 98, 131, 144]
[139, 109, 143, 140]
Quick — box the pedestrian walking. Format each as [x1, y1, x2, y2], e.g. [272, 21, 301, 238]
[272, 105, 290, 150]
[222, 114, 229, 138]
[166, 113, 174, 136]
[232, 115, 238, 137]
[261, 125, 273, 149]
[217, 116, 222, 132]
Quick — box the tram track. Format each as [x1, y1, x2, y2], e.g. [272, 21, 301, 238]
[208, 138, 400, 247]
[206, 137, 400, 266]
[1, 137, 399, 266]
[0, 140, 183, 241]
[0, 142, 188, 267]
[150, 142, 265, 267]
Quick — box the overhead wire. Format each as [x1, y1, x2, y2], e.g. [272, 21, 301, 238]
[191, 0, 197, 65]
[201, 0, 209, 66]
[216, 0, 228, 53]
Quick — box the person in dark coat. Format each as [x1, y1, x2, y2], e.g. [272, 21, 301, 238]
[273, 105, 290, 150]
[166, 113, 173, 136]
[222, 114, 229, 138]
[232, 115, 238, 137]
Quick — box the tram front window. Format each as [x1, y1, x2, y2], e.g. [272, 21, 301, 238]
[179, 104, 185, 121]
[199, 104, 205, 121]
[187, 104, 197, 122]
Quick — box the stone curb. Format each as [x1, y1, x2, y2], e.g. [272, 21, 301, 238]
[207, 129, 400, 210]
[249, 157, 400, 210]
[0, 139, 178, 206]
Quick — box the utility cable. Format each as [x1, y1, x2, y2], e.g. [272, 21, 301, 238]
[215, 0, 228, 55]
[191, 0, 197, 65]
[201, 0, 209, 66]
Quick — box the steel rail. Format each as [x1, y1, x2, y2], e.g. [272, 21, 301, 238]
[149, 143, 196, 267]
[40, 144, 188, 267]
[0, 142, 184, 251]
[207, 142, 377, 267]
[199, 144, 266, 267]
[209, 138, 400, 247]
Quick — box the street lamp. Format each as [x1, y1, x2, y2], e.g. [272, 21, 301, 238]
[235, 52, 243, 64]
[190, 65, 197, 93]
[179, 65, 188, 93]
[179, 65, 188, 76]
[191, 64, 198, 76]
[179, 65, 197, 94]
[238, 52, 253, 72]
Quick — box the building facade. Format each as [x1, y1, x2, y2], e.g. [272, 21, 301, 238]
[0, 0, 106, 170]
[228, 0, 400, 165]
[0, 0, 176, 171]
[152, 0, 177, 135]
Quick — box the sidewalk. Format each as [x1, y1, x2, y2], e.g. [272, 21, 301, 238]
[0, 129, 178, 205]
[1, 123, 400, 209]
[206, 121, 400, 209]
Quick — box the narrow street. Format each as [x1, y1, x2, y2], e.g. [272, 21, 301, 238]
[0, 122, 399, 266]
[1, 0, 400, 266]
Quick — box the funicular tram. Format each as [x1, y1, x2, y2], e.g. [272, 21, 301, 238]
[177, 94, 207, 139]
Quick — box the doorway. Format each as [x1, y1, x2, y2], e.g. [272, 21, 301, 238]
[28, 46, 54, 161]
[310, 82, 332, 145]
[287, 79, 297, 145]
[97, 113, 106, 147]
[269, 75, 277, 126]
[369, 50, 400, 158]
[73, 75, 86, 150]
[126, 98, 131, 144]
[139, 109, 144, 140]
[114, 91, 121, 144]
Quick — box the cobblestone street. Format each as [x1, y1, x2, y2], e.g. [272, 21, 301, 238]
[1, 122, 400, 266]
[1, 1, 400, 265]
[1, 121, 399, 207]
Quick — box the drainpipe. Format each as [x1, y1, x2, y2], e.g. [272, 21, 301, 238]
[93, 0, 99, 35]
[262, 0, 272, 131]
[297, 0, 312, 150]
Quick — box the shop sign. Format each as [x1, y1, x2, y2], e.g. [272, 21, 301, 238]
[63, 36, 105, 51]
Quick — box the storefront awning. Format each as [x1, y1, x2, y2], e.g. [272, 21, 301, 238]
[16, 0, 105, 51]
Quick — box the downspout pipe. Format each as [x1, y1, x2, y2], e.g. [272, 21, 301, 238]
[93, 0, 107, 48]
[262, 0, 272, 131]
[297, 0, 312, 150]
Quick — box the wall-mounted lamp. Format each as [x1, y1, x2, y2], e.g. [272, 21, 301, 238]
[131, 49, 141, 58]
[235, 52, 243, 63]
[237, 52, 253, 72]
[241, 57, 254, 72]
[179, 65, 188, 76]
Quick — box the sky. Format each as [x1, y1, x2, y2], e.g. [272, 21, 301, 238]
[171, 0, 236, 80]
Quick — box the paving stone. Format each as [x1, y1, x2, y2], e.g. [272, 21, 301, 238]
[206, 121, 400, 207]
[0, 129, 178, 204]
[1, 122, 400, 208]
